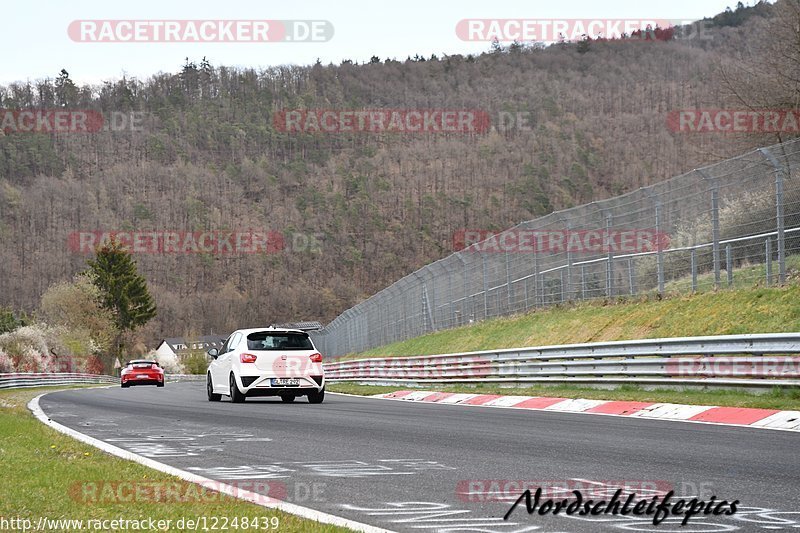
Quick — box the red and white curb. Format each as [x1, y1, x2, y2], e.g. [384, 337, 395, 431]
[372, 390, 800, 432]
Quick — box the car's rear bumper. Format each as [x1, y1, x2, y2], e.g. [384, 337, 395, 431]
[238, 374, 324, 393]
[122, 373, 164, 385]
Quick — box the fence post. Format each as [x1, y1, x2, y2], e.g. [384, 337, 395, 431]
[691, 248, 698, 292]
[581, 265, 587, 299]
[462, 252, 468, 326]
[628, 258, 636, 295]
[505, 251, 512, 311]
[562, 219, 573, 301]
[655, 202, 665, 295]
[533, 250, 540, 308]
[403, 290, 410, 339]
[429, 269, 437, 330]
[759, 147, 786, 283]
[606, 213, 614, 297]
[566, 238, 573, 301]
[560, 269, 566, 303]
[447, 269, 453, 328]
[712, 185, 721, 289]
[726, 244, 733, 287]
[766, 238, 772, 286]
[524, 276, 529, 308]
[698, 169, 721, 289]
[482, 254, 488, 319]
[423, 283, 435, 331]
[540, 272, 546, 306]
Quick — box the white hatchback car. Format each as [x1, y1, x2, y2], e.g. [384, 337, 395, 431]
[207, 327, 325, 403]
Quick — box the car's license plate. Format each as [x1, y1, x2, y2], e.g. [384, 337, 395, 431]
[272, 378, 299, 386]
[136, 375, 148, 379]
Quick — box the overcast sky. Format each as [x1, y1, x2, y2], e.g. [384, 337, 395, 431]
[3, 0, 763, 85]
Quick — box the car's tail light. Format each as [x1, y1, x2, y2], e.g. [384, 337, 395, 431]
[240, 353, 258, 363]
[309, 352, 323, 363]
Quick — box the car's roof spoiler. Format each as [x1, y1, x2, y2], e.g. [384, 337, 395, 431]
[270, 321, 324, 332]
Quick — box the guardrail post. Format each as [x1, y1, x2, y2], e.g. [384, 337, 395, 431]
[759, 147, 786, 284]
[606, 213, 614, 297]
[766, 238, 773, 286]
[726, 244, 733, 287]
[691, 248, 698, 292]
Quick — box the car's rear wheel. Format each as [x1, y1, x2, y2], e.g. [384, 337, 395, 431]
[207, 374, 221, 402]
[280, 395, 295, 403]
[229, 373, 246, 403]
[157, 381, 164, 388]
[121, 382, 129, 388]
[307, 387, 324, 404]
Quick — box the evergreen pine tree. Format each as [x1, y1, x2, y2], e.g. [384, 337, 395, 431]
[87, 238, 157, 362]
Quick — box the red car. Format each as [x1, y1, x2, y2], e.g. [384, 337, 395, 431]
[121, 359, 164, 388]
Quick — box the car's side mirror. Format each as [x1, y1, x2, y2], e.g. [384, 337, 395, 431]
[207, 348, 219, 359]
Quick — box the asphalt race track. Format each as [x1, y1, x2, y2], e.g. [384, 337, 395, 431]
[40, 383, 800, 532]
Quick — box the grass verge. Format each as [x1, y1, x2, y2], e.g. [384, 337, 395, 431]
[327, 382, 800, 411]
[0, 386, 352, 532]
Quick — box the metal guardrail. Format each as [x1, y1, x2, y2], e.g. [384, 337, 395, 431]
[0, 372, 205, 390]
[0, 373, 118, 390]
[322, 333, 800, 389]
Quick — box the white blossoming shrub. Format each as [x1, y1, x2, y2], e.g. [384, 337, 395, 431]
[152, 349, 184, 374]
[0, 325, 55, 372]
[0, 349, 13, 372]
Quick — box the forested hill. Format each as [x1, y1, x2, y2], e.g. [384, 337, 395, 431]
[0, 2, 786, 343]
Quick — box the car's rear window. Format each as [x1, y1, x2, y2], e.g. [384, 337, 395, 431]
[246, 332, 313, 350]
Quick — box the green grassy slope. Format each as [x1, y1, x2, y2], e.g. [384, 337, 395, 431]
[351, 283, 800, 359]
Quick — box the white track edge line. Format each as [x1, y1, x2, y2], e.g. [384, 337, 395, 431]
[328, 392, 800, 433]
[29, 391, 393, 533]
